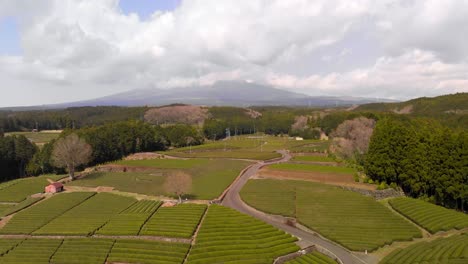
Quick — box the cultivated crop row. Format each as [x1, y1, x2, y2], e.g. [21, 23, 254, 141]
[97, 200, 162, 235]
[389, 197, 468, 233]
[34, 192, 136, 235]
[140, 204, 207, 238]
[380, 233, 468, 264]
[187, 205, 300, 264]
[0, 196, 43, 217]
[0, 238, 190, 264]
[0, 192, 95, 234]
[285, 251, 337, 264]
[0, 177, 50, 202]
[240, 179, 422, 251]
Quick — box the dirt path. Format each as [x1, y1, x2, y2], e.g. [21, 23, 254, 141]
[221, 150, 373, 264]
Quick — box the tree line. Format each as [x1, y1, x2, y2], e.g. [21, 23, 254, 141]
[365, 117, 467, 211]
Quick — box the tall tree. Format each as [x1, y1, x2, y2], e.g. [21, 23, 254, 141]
[52, 134, 92, 180]
[164, 172, 192, 203]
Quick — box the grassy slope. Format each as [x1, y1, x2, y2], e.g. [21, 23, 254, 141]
[268, 163, 355, 174]
[70, 159, 251, 200]
[5, 131, 61, 144]
[241, 179, 421, 251]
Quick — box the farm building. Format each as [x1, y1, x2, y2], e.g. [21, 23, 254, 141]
[45, 182, 64, 193]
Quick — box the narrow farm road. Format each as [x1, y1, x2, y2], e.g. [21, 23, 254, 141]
[221, 150, 373, 264]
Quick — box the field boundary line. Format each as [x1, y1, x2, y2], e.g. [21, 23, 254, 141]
[103, 239, 117, 264]
[384, 199, 431, 236]
[182, 204, 209, 264]
[136, 201, 163, 236]
[48, 238, 64, 263]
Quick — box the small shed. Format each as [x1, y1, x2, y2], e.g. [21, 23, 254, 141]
[45, 182, 64, 193]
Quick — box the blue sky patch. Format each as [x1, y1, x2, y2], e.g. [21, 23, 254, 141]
[0, 17, 21, 55]
[119, 0, 180, 19]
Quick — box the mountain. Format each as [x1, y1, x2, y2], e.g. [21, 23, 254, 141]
[1, 81, 395, 110]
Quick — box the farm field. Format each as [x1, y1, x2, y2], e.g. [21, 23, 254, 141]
[140, 203, 206, 238]
[70, 159, 251, 200]
[35, 192, 136, 235]
[285, 251, 337, 264]
[0, 174, 65, 202]
[0, 238, 63, 264]
[50, 238, 114, 264]
[0, 192, 95, 234]
[291, 155, 336, 163]
[187, 205, 300, 264]
[5, 131, 61, 145]
[0, 239, 23, 255]
[97, 200, 162, 235]
[241, 179, 421, 251]
[0, 196, 43, 217]
[164, 150, 281, 160]
[108, 239, 190, 264]
[389, 197, 468, 233]
[380, 233, 468, 264]
[268, 163, 356, 175]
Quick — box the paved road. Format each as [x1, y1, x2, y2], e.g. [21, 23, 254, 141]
[221, 150, 373, 264]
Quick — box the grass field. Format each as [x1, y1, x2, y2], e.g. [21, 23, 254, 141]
[0, 174, 65, 202]
[291, 155, 336, 162]
[380, 233, 468, 264]
[70, 159, 251, 200]
[187, 205, 300, 264]
[268, 163, 356, 175]
[285, 251, 337, 264]
[0, 196, 43, 217]
[241, 179, 421, 251]
[35, 193, 136, 235]
[5, 131, 61, 144]
[389, 197, 468, 234]
[164, 150, 281, 160]
[0, 192, 95, 234]
[108, 239, 190, 264]
[50, 238, 114, 264]
[97, 200, 162, 235]
[289, 141, 330, 153]
[140, 204, 206, 238]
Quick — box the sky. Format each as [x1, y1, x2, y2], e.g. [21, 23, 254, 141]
[0, 0, 467, 107]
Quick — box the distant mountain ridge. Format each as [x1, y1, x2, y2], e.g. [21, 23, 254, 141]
[1, 81, 396, 110]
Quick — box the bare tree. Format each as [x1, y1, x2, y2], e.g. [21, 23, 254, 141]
[52, 133, 92, 181]
[164, 171, 192, 203]
[144, 105, 208, 126]
[331, 117, 376, 159]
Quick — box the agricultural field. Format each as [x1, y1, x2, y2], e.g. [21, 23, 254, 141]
[165, 150, 281, 160]
[140, 204, 206, 238]
[291, 155, 336, 163]
[268, 163, 356, 175]
[0, 174, 65, 202]
[0, 239, 23, 255]
[35, 193, 136, 235]
[50, 238, 114, 264]
[0, 192, 95, 234]
[70, 159, 251, 200]
[5, 131, 61, 145]
[285, 251, 337, 264]
[389, 197, 468, 233]
[0, 196, 43, 217]
[108, 239, 190, 264]
[380, 233, 468, 264]
[97, 200, 161, 235]
[241, 179, 421, 251]
[187, 205, 300, 264]
[288, 140, 330, 153]
[0, 238, 63, 264]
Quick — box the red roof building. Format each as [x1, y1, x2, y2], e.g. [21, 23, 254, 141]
[45, 182, 64, 193]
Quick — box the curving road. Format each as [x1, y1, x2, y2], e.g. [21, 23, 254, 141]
[221, 150, 373, 264]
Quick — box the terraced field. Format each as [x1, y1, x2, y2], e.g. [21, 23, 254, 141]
[51, 238, 114, 264]
[108, 239, 190, 264]
[285, 251, 337, 264]
[0, 197, 43, 217]
[0, 239, 23, 255]
[187, 205, 300, 264]
[97, 200, 161, 235]
[0, 192, 95, 234]
[389, 197, 468, 233]
[291, 155, 336, 163]
[241, 179, 421, 251]
[0, 238, 63, 264]
[70, 159, 251, 200]
[34, 193, 135, 235]
[0, 175, 64, 202]
[268, 163, 355, 174]
[380, 233, 468, 264]
[140, 204, 207, 238]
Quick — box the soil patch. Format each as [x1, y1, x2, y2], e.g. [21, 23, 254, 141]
[257, 168, 376, 190]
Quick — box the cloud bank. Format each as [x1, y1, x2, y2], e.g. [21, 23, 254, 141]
[0, 0, 467, 106]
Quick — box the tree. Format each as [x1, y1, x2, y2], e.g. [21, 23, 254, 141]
[14, 135, 37, 177]
[52, 134, 92, 181]
[164, 172, 192, 203]
[331, 117, 376, 161]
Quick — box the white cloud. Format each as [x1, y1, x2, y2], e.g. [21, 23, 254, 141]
[0, 0, 467, 106]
